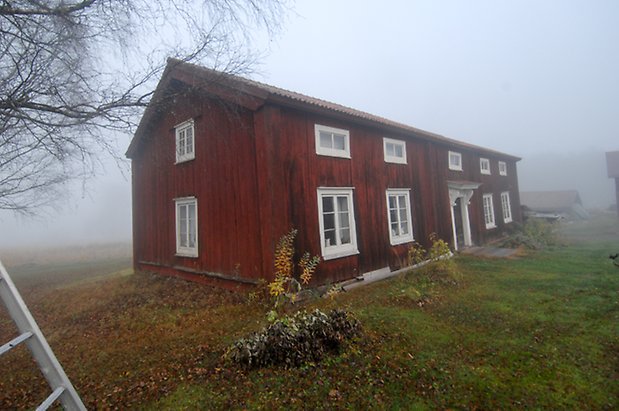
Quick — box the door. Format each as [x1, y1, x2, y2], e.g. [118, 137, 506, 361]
[453, 198, 465, 249]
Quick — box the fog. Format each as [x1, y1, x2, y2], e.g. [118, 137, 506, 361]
[519, 150, 616, 209]
[1, 0, 617, 248]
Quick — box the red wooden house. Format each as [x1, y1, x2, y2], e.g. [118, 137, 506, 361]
[126, 59, 522, 288]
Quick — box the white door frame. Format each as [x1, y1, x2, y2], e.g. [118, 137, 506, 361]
[448, 181, 481, 251]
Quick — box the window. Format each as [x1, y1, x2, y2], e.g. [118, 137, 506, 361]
[315, 124, 350, 158]
[386, 189, 414, 245]
[175, 119, 195, 163]
[498, 161, 507, 176]
[448, 151, 462, 171]
[175, 197, 198, 257]
[501, 191, 513, 223]
[480, 158, 491, 175]
[482, 194, 496, 229]
[383, 138, 407, 164]
[317, 188, 358, 260]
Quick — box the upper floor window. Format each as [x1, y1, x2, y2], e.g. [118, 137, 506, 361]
[317, 188, 358, 260]
[448, 151, 462, 171]
[498, 161, 507, 176]
[482, 193, 496, 229]
[315, 124, 350, 159]
[175, 197, 198, 257]
[175, 119, 195, 163]
[386, 189, 414, 245]
[383, 138, 407, 164]
[480, 158, 491, 175]
[501, 191, 513, 223]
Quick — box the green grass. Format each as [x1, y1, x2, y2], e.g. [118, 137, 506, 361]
[152, 217, 619, 410]
[1, 217, 618, 409]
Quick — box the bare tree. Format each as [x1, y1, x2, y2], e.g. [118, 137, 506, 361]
[0, 0, 288, 213]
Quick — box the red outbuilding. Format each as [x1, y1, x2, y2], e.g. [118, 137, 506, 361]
[126, 59, 522, 288]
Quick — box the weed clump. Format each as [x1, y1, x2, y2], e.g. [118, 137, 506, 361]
[224, 309, 361, 369]
[267, 229, 320, 316]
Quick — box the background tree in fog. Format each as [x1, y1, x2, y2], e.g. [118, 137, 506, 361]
[0, 0, 287, 213]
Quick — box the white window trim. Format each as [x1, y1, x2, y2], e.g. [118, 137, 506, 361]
[315, 124, 351, 159]
[175, 197, 198, 257]
[383, 138, 407, 164]
[448, 151, 463, 171]
[498, 161, 507, 176]
[501, 191, 513, 223]
[317, 188, 359, 260]
[480, 158, 491, 175]
[482, 193, 496, 229]
[175, 119, 195, 164]
[386, 189, 415, 246]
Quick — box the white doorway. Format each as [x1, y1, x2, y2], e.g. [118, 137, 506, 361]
[448, 181, 480, 251]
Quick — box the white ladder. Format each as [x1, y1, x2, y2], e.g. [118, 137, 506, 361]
[0, 259, 86, 411]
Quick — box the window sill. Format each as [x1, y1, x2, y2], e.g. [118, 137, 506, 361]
[175, 157, 195, 165]
[485, 224, 497, 230]
[449, 167, 463, 172]
[390, 236, 415, 246]
[316, 150, 351, 159]
[322, 248, 359, 261]
[384, 157, 407, 165]
[504, 219, 513, 224]
[175, 252, 198, 258]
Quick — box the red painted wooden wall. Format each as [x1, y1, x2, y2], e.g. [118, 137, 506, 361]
[130, 81, 521, 287]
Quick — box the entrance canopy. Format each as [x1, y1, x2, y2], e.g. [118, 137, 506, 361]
[447, 180, 481, 251]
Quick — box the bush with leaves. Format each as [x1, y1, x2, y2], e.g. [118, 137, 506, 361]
[224, 309, 361, 369]
[407, 241, 426, 266]
[500, 219, 559, 249]
[407, 233, 453, 265]
[407, 233, 460, 285]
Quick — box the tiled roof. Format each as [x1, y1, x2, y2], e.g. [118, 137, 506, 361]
[130, 58, 521, 160]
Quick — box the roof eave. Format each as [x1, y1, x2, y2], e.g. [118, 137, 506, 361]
[264, 93, 521, 161]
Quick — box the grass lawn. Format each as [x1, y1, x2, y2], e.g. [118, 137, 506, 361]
[1, 217, 618, 409]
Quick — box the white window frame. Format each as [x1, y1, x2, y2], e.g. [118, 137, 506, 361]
[480, 158, 491, 175]
[385, 189, 415, 245]
[498, 161, 507, 176]
[317, 188, 359, 260]
[383, 138, 407, 164]
[315, 124, 351, 159]
[482, 193, 496, 229]
[175, 119, 195, 164]
[448, 151, 463, 171]
[501, 191, 513, 223]
[175, 197, 198, 257]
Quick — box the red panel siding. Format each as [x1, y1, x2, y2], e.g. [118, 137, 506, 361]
[131, 86, 522, 287]
[131, 89, 264, 282]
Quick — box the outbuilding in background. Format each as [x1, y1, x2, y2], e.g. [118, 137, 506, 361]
[520, 190, 590, 221]
[606, 151, 619, 219]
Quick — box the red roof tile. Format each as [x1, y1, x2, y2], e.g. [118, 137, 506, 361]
[128, 58, 521, 161]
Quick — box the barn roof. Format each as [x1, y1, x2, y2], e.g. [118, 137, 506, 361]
[127, 58, 521, 160]
[520, 190, 583, 213]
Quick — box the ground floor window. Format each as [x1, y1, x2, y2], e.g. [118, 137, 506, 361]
[386, 189, 414, 245]
[501, 191, 513, 223]
[317, 188, 358, 260]
[482, 193, 496, 229]
[175, 197, 198, 257]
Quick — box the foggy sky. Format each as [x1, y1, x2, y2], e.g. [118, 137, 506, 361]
[1, 0, 617, 248]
